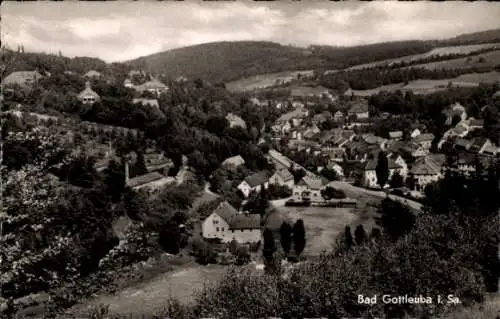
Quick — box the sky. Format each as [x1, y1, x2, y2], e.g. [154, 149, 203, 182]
[2, 1, 500, 62]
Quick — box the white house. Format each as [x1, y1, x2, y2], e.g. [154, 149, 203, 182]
[221, 155, 245, 169]
[361, 156, 402, 189]
[388, 153, 408, 178]
[269, 167, 294, 188]
[409, 156, 444, 192]
[134, 78, 168, 96]
[77, 82, 100, 105]
[202, 201, 261, 244]
[410, 128, 421, 139]
[293, 176, 324, 202]
[237, 171, 269, 198]
[123, 78, 134, 88]
[226, 113, 247, 129]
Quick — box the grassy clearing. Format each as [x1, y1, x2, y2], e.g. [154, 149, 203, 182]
[346, 43, 500, 71]
[403, 50, 500, 70]
[265, 192, 380, 257]
[226, 69, 313, 92]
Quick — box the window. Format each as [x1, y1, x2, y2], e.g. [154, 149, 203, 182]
[232, 230, 234, 233]
[221, 227, 224, 231]
[216, 227, 219, 232]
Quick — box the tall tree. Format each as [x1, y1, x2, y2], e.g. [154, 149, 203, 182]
[376, 198, 416, 241]
[354, 224, 367, 245]
[344, 225, 354, 249]
[134, 151, 149, 177]
[292, 219, 306, 256]
[263, 228, 276, 273]
[375, 151, 389, 190]
[159, 220, 181, 255]
[279, 222, 292, 256]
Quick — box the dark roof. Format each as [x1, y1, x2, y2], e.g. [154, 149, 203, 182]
[274, 168, 294, 182]
[297, 176, 324, 190]
[363, 156, 401, 171]
[457, 152, 476, 166]
[389, 131, 403, 139]
[212, 201, 239, 223]
[127, 172, 167, 188]
[469, 119, 484, 127]
[244, 171, 269, 187]
[212, 201, 261, 230]
[413, 133, 435, 143]
[470, 137, 488, 151]
[348, 100, 369, 114]
[454, 138, 471, 149]
[410, 156, 442, 175]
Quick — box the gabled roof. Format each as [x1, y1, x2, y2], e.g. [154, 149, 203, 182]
[348, 100, 369, 114]
[78, 83, 100, 99]
[226, 113, 247, 128]
[244, 171, 269, 187]
[389, 131, 403, 139]
[273, 168, 294, 182]
[127, 172, 168, 188]
[413, 133, 435, 143]
[469, 137, 488, 151]
[3, 70, 43, 85]
[276, 108, 308, 123]
[135, 79, 168, 91]
[454, 138, 471, 149]
[212, 201, 239, 223]
[297, 176, 324, 190]
[84, 70, 101, 78]
[133, 98, 159, 108]
[363, 155, 401, 171]
[212, 201, 261, 230]
[222, 155, 245, 167]
[410, 156, 442, 176]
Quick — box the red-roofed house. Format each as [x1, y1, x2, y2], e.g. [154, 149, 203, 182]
[202, 201, 261, 243]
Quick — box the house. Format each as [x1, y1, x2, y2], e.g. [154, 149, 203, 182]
[225, 113, 247, 129]
[326, 161, 344, 178]
[293, 176, 324, 201]
[455, 152, 477, 176]
[312, 111, 332, 126]
[409, 156, 444, 192]
[83, 70, 101, 79]
[360, 156, 402, 189]
[202, 201, 261, 244]
[412, 133, 435, 150]
[134, 79, 168, 96]
[290, 85, 332, 99]
[275, 108, 309, 126]
[237, 171, 269, 198]
[468, 118, 484, 131]
[269, 167, 294, 189]
[126, 171, 175, 191]
[347, 99, 369, 120]
[2, 70, 43, 87]
[133, 98, 159, 108]
[221, 155, 245, 169]
[361, 134, 388, 149]
[123, 78, 134, 88]
[469, 137, 499, 156]
[389, 131, 403, 141]
[334, 110, 345, 122]
[143, 151, 174, 175]
[388, 153, 408, 178]
[77, 82, 100, 105]
[453, 138, 472, 151]
[410, 128, 421, 139]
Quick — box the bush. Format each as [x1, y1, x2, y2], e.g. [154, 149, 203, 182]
[188, 237, 217, 265]
[321, 186, 346, 200]
[267, 183, 293, 199]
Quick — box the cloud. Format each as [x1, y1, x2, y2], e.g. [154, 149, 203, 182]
[2, 1, 499, 62]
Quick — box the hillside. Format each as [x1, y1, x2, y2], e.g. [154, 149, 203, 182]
[125, 29, 500, 84]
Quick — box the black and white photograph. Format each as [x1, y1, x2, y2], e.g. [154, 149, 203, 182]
[1, 1, 500, 318]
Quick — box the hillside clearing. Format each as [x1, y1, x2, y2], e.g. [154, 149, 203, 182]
[402, 49, 500, 70]
[345, 43, 500, 71]
[226, 69, 314, 92]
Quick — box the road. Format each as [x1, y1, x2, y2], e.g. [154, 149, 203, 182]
[328, 181, 424, 212]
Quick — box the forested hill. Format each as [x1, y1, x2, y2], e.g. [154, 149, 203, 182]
[125, 29, 500, 83]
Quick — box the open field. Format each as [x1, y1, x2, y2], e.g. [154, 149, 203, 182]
[344, 43, 500, 71]
[266, 191, 381, 257]
[403, 50, 500, 70]
[347, 72, 500, 97]
[226, 69, 314, 92]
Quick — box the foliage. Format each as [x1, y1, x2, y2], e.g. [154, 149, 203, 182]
[291, 219, 306, 257]
[353, 225, 367, 245]
[375, 151, 389, 189]
[389, 171, 405, 189]
[321, 186, 346, 200]
[344, 226, 354, 250]
[188, 237, 217, 265]
[376, 198, 416, 242]
[267, 184, 293, 200]
[279, 222, 292, 256]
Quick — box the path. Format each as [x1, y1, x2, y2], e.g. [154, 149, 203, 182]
[328, 181, 424, 212]
[69, 264, 226, 317]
